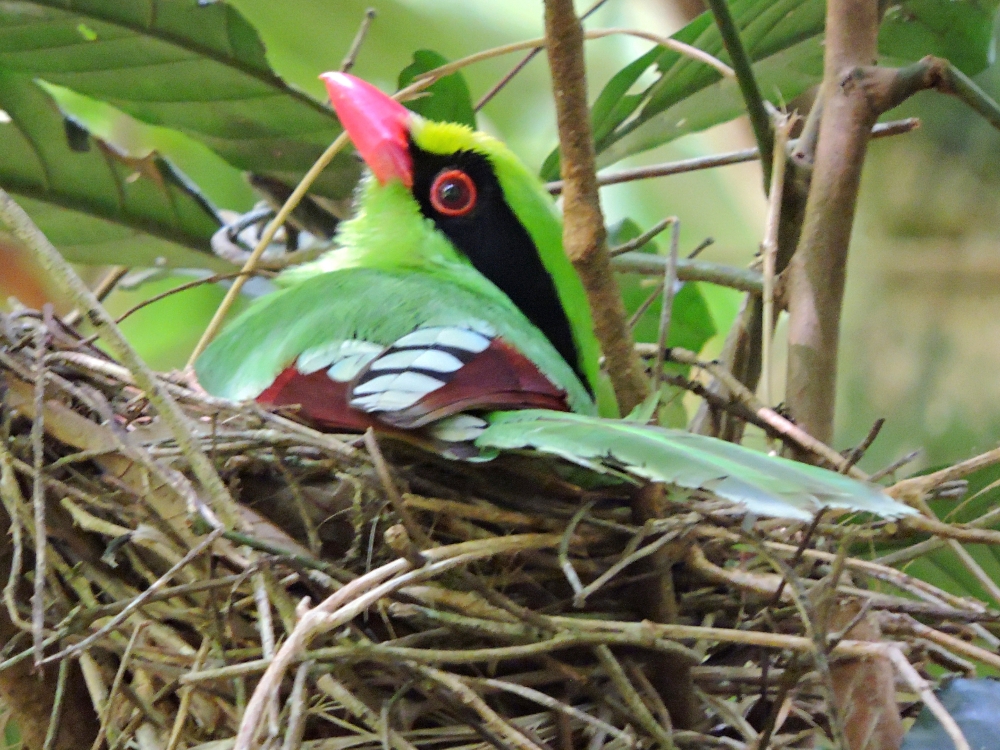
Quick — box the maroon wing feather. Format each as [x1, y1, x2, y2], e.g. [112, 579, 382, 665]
[256, 337, 569, 432]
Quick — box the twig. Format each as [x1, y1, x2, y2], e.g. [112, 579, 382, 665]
[281, 661, 313, 750]
[594, 645, 675, 749]
[698, 688, 757, 744]
[89, 622, 147, 750]
[413, 664, 546, 750]
[233, 534, 564, 750]
[576, 529, 678, 607]
[652, 218, 680, 394]
[687, 237, 714, 259]
[475, 0, 612, 111]
[871, 449, 921, 482]
[885, 647, 969, 750]
[42, 657, 71, 750]
[31, 331, 48, 664]
[475, 676, 635, 746]
[181, 630, 699, 684]
[628, 281, 665, 331]
[316, 673, 419, 750]
[624, 661, 673, 734]
[558, 500, 594, 601]
[841, 418, 885, 473]
[63, 266, 129, 327]
[760, 113, 796, 408]
[544, 0, 650, 414]
[114, 272, 263, 325]
[0, 189, 239, 529]
[663, 347, 867, 477]
[609, 217, 674, 257]
[882, 613, 1000, 671]
[769, 510, 825, 608]
[890, 444, 1000, 502]
[613, 254, 763, 295]
[38, 527, 224, 665]
[704, 0, 774, 186]
[0, 440, 31, 631]
[585, 28, 733, 78]
[364, 429, 430, 548]
[340, 9, 376, 73]
[253, 571, 280, 739]
[546, 119, 920, 194]
[552, 148, 758, 193]
[164, 637, 210, 750]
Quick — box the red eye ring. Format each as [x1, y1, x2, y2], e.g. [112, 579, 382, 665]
[430, 169, 477, 217]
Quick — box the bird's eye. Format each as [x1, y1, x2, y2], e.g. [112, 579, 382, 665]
[430, 169, 477, 217]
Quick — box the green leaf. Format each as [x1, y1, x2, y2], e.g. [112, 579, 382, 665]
[542, 0, 998, 172]
[398, 50, 476, 129]
[541, 47, 661, 179]
[880, 0, 1000, 76]
[0, 69, 229, 268]
[540, 0, 825, 177]
[0, 0, 360, 200]
[477, 410, 918, 521]
[599, 37, 823, 168]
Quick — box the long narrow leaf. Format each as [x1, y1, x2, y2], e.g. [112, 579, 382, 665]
[478, 410, 917, 521]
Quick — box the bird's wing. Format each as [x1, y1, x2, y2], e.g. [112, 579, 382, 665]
[196, 267, 595, 430]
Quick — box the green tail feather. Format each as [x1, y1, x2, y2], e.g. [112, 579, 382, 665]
[476, 411, 916, 521]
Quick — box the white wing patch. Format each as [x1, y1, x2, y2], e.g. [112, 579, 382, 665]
[368, 348, 464, 374]
[427, 414, 488, 442]
[393, 327, 491, 353]
[297, 340, 383, 381]
[348, 325, 496, 417]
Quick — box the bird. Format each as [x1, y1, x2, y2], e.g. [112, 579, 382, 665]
[195, 72, 914, 522]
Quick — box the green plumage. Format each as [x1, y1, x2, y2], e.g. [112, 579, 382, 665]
[197, 112, 916, 521]
[196, 265, 596, 415]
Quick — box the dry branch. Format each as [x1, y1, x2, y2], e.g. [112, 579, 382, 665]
[0, 308, 994, 749]
[543, 0, 649, 414]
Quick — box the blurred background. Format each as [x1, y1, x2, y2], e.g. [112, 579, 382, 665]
[2, 0, 998, 475]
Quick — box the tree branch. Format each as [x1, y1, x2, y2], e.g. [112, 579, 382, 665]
[787, 52, 1000, 445]
[543, 0, 649, 414]
[784, 0, 882, 445]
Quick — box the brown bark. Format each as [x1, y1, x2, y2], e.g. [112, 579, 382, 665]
[828, 602, 904, 750]
[543, 0, 650, 415]
[784, 0, 881, 445]
[629, 484, 705, 730]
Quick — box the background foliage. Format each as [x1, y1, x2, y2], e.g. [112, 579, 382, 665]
[1, 0, 999, 470]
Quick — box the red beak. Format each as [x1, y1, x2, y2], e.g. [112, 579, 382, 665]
[320, 72, 413, 188]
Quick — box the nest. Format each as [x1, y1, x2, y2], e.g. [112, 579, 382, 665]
[0, 307, 997, 750]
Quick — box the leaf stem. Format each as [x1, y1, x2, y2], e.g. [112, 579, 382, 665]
[704, 0, 774, 186]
